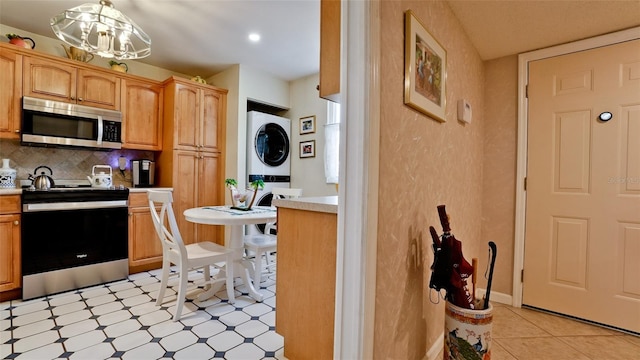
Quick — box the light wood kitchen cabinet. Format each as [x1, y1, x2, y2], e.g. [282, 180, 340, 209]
[157, 77, 227, 245]
[23, 56, 121, 110]
[121, 78, 164, 150]
[319, 0, 341, 102]
[163, 77, 225, 153]
[275, 204, 338, 360]
[128, 192, 163, 273]
[0, 195, 21, 299]
[0, 46, 22, 139]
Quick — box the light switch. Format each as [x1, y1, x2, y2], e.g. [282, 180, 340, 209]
[457, 99, 472, 124]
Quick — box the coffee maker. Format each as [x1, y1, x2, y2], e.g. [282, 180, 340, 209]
[132, 159, 155, 187]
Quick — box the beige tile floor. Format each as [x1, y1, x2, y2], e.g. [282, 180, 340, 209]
[437, 302, 640, 360]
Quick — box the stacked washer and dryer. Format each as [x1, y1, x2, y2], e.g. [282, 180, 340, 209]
[246, 111, 291, 235]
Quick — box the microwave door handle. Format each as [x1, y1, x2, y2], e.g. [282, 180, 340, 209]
[97, 115, 103, 145]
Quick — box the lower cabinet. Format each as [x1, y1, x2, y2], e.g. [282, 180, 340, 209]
[0, 195, 21, 300]
[128, 192, 163, 274]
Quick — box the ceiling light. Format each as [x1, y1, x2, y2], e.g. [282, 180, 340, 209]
[50, 0, 151, 60]
[248, 33, 261, 42]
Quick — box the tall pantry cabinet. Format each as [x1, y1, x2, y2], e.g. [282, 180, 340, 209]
[157, 77, 227, 245]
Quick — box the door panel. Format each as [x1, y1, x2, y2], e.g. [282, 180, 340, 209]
[524, 39, 640, 333]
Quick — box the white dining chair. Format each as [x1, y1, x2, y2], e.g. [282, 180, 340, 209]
[243, 187, 303, 289]
[148, 190, 235, 321]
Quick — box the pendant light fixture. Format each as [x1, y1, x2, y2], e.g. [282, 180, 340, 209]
[50, 0, 151, 60]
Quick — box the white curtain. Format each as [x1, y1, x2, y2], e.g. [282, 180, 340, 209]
[324, 102, 340, 184]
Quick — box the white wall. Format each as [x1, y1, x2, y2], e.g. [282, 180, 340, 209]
[288, 74, 337, 196]
[210, 64, 290, 190]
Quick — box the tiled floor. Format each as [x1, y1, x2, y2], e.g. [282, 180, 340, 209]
[2, 269, 639, 360]
[0, 267, 283, 360]
[438, 302, 640, 360]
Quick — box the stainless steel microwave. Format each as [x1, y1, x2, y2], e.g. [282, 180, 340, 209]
[21, 96, 122, 150]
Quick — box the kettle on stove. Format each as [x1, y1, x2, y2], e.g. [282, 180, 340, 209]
[28, 165, 55, 190]
[87, 165, 113, 188]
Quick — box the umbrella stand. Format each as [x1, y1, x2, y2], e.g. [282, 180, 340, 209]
[429, 205, 496, 360]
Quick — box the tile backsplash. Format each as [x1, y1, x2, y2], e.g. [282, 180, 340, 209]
[0, 139, 154, 188]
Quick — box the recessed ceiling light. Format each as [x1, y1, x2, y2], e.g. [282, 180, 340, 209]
[248, 33, 261, 42]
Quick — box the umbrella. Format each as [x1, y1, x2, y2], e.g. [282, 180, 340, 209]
[429, 205, 475, 309]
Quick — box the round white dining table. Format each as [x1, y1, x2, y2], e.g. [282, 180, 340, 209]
[183, 205, 276, 302]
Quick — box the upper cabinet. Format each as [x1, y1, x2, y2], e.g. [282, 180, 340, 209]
[163, 77, 226, 153]
[319, 0, 341, 102]
[23, 56, 121, 110]
[0, 46, 22, 139]
[121, 78, 164, 151]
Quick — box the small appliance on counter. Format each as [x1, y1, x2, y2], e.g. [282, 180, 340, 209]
[132, 159, 155, 187]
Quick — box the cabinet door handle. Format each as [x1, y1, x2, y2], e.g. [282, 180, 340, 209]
[70, 96, 75, 101]
[78, 97, 84, 102]
[13, 220, 19, 225]
[14, 129, 20, 133]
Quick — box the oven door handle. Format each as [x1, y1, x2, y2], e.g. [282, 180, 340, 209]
[23, 200, 128, 212]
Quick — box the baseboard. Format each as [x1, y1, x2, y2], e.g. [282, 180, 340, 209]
[475, 288, 513, 306]
[425, 331, 444, 360]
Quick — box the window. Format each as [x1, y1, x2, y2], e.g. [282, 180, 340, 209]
[324, 101, 340, 184]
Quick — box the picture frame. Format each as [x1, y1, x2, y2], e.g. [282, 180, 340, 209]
[299, 115, 316, 135]
[299, 140, 316, 158]
[404, 10, 447, 122]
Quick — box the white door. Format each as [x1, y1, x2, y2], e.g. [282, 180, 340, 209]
[524, 39, 640, 333]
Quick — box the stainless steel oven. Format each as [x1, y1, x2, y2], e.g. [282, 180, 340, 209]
[21, 186, 129, 299]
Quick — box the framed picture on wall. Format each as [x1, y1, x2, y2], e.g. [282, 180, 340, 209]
[404, 10, 447, 122]
[299, 140, 316, 158]
[299, 115, 316, 134]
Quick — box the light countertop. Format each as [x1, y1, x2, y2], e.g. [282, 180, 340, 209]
[272, 196, 338, 214]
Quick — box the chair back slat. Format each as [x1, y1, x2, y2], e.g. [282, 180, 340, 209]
[148, 190, 186, 259]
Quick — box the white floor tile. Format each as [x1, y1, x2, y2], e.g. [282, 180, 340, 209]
[53, 309, 92, 326]
[14, 342, 64, 360]
[111, 329, 152, 351]
[90, 300, 124, 317]
[206, 330, 244, 352]
[259, 311, 276, 327]
[85, 293, 118, 308]
[52, 300, 86, 316]
[63, 329, 106, 352]
[103, 319, 141, 338]
[159, 330, 199, 352]
[114, 287, 143, 300]
[12, 309, 52, 327]
[69, 342, 115, 360]
[243, 302, 273, 317]
[174, 343, 216, 360]
[121, 342, 166, 360]
[254, 331, 284, 352]
[191, 320, 227, 338]
[235, 320, 269, 338]
[225, 342, 266, 359]
[58, 319, 99, 338]
[10, 299, 48, 316]
[13, 330, 60, 353]
[147, 320, 184, 338]
[121, 294, 152, 307]
[138, 308, 172, 326]
[97, 310, 132, 326]
[48, 293, 82, 307]
[12, 319, 55, 339]
[3, 269, 283, 360]
[219, 310, 251, 327]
